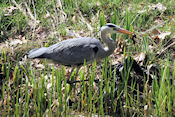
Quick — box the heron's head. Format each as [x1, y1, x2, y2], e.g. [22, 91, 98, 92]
[101, 23, 133, 35]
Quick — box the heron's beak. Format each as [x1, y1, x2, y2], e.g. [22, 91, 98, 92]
[117, 28, 133, 35]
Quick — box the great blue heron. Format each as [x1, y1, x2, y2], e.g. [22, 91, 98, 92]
[28, 23, 134, 83]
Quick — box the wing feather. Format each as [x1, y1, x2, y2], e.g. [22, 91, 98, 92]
[44, 37, 101, 65]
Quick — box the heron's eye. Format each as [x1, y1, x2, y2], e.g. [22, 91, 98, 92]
[107, 24, 116, 28]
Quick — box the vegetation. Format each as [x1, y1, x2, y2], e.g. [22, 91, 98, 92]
[0, 0, 175, 116]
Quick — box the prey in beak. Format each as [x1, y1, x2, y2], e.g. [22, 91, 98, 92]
[116, 28, 137, 44]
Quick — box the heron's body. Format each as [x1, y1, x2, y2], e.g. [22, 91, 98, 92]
[28, 37, 113, 66]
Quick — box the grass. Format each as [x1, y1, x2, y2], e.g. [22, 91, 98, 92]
[0, 0, 175, 116]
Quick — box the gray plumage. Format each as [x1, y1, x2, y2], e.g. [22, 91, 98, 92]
[28, 37, 107, 66]
[28, 23, 132, 66]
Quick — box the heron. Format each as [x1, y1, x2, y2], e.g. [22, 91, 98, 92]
[28, 23, 134, 83]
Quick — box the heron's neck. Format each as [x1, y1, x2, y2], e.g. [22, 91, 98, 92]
[100, 31, 116, 58]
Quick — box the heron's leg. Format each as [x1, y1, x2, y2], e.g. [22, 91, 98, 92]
[67, 67, 75, 82]
[67, 66, 81, 84]
[67, 65, 99, 84]
[74, 66, 81, 80]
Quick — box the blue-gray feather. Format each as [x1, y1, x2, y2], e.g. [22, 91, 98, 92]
[28, 37, 105, 66]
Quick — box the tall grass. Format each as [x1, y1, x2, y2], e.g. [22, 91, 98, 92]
[1, 49, 175, 116]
